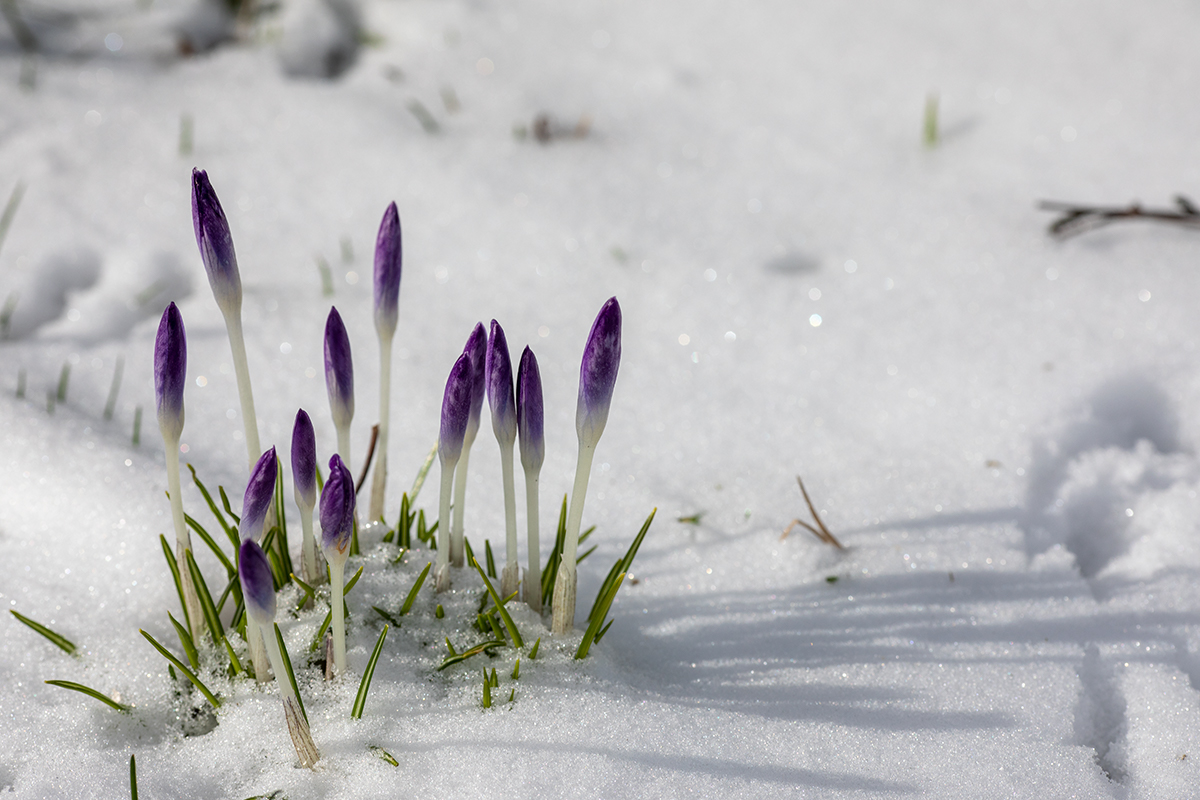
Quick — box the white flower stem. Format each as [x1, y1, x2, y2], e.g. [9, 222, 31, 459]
[451, 448, 472, 567]
[262, 623, 319, 768]
[245, 616, 270, 683]
[223, 312, 262, 469]
[435, 460, 455, 591]
[523, 469, 541, 612]
[299, 505, 322, 585]
[369, 335, 393, 521]
[336, 423, 351, 475]
[552, 442, 596, 634]
[164, 438, 202, 641]
[499, 440, 519, 597]
[328, 554, 347, 675]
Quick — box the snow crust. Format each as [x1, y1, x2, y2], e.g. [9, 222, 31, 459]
[4, 0, 1200, 796]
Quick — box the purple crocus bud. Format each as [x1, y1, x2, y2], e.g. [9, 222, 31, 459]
[240, 447, 277, 541]
[462, 323, 486, 441]
[324, 307, 354, 431]
[238, 538, 277, 626]
[319, 455, 355, 556]
[486, 320, 516, 446]
[576, 297, 622, 448]
[154, 302, 187, 442]
[191, 169, 242, 314]
[291, 409, 316, 511]
[516, 346, 544, 473]
[439, 353, 473, 465]
[373, 202, 403, 339]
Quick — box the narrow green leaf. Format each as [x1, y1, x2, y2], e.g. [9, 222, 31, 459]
[10, 610, 76, 656]
[508, 688, 515, 703]
[484, 539, 496, 578]
[215, 570, 242, 615]
[372, 606, 401, 627]
[184, 513, 235, 576]
[310, 610, 332, 653]
[576, 544, 598, 565]
[436, 640, 504, 671]
[187, 463, 238, 548]
[45, 679, 132, 712]
[222, 635, 244, 675]
[445, 637, 457, 656]
[409, 441, 438, 502]
[528, 637, 540, 660]
[434, 604, 444, 619]
[588, 559, 624, 624]
[390, 547, 408, 566]
[487, 612, 506, 642]
[218, 485, 241, 524]
[398, 562, 431, 616]
[470, 557, 524, 647]
[490, 667, 499, 688]
[167, 612, 199, 669]
[129, 754, 138, 800]
[274, 624, 306, 724]
[463, 537, 475, 566]
[593, 617, 615, 644]
[344, 565, 364, 595]
[272, 460, 294, 581]
[291, 573, 315, 612]
[575, 573, 625, 660]
[140, 629, 222, 708]
[351, 625, 389, 719]
[481, 669, 491, 708]
[511, 658, 520, 680]
[541, 494, 569, 607]
[578, 524, 597, 545]
[589, 508, 656, 623]
[159, 535, 192, 635]
[185, 549, 225, 643]
[369, 745, 399, 767]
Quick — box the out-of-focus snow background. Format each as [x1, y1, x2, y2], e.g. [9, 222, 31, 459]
[4, 0, 1200, 797]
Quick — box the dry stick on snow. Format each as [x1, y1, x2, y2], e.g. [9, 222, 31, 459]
[781, 475, 844, 549]
[355, 424, 379, 495]
[1039, 195, 1200, 238]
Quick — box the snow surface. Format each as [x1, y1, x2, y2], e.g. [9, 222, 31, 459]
[4, 0, 1200, 796]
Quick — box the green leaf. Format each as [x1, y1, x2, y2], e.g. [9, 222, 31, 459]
[218, 485, 241, 524]
[593, 617, 615, 644]
[291, 573, 315, 612]
[409, 441, 437, 502]
[528, 637, 540, 660]
[434, 604, 444, 619]
[588, 508, 656, 623]
[215, 570, 242, 615]
[187, 463, 238, 549]
[167, 612, 199, 669]
[222, 635, 244, 676]
[576, 544, 598, 565]
[436, 640, 504, 671]
[344, 565, 364, 595]
[481, 669, 491, 708]
[372, 606, 401, 627]
[351, 625, 389, 719]
[272, 460, 294, 582]
[369, 745, 399, 767]
[129, 754, 138, 800]
[10, 610, 76, 656]
[310, 610, 332, 653]
[274, 624, 306, 724]
[575, 572, 625, 660]
[484, 539, 496, 578]
[44, 679, 131, 712]
[463, 537, 475, 567]
[470, 558, 524, 647]
[490, 667, 499, 688]
[184, 513, 235, 576]
[390, 547, 408, 566]
[140, 629, 221, 708]
[185, 549, 225, 643]
[541, 494, 569, 608]
[511, 658, 520, 680]
[399, 562, 431, 616]
[159, 535, 192, 635]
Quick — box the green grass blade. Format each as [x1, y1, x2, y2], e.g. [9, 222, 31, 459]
[410, 441, 438, 501]
[619, 508, 657, 574]
[44, 680, 131, 712]
[159, 535, 193, 635]
[370, 745, 399, 766]
[463, 537, 475, 566]
[372, 606, 401, 626]
[575, 573, 625, 660]
[541, 494, 568, 607]
[140, 630, 221, 708]
[167, 612, 199, 669]
[187, 464, 238, 548]
[436, 640, 503, 671]
[528, 637, 540, 660]
[470, 558, 524, 647]
[398, 562, 431, 616]
[351, 624, 388, 719]
[215, 571, 242, 615]
[310, 610, 332, 653]
[185, 549, 225, 643]
[484, 539, 496, 578]
[390, 547, 408, 566]
[10, 610, 76, 656]
[587, 559, 624, 624]
[511, 658, 520, 680]
[490, 667, 499, 687]
[291, 573, 315, 612]
[344, 565, 364, 595]
[129, 754, 138, 800]
[272, 460, 294, 582]
[184, 513, 236, 576]
[274, 624, 306, 724]
[576, 544, 598, 565]
[218, 485, 241, 524]
[222, 635, 244, 675]
[594, 617, 616, 644]
[481, 669, 491, 708]
[578, 524, 597, 545]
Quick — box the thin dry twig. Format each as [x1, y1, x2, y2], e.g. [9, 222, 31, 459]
[1039, 195, 1200, 238]
[354, 424, 379, 494]
[781, 475, 844, 549]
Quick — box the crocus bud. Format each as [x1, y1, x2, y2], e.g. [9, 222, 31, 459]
[462, 323, 486, 444]
[240, 447, 277, 542]
[516, 346, 544, 473]
[319, 455, 355, 557]
[191, 169, 242, 315]
[439, 353, 473, 465]
[291, 409, 316, 511]
[324, 307, 354, 431]
[576, 297, 622, 448]
[154, 302, 187, 442]
[373, 202, 402, 339]
[486, 320, 516, 447]
[238, 538, 277, 626]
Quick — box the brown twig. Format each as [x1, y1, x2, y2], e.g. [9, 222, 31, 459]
[1039, 196, 1200, 238]
[780, 476, 844, 548]
[354, 424, 379, 494]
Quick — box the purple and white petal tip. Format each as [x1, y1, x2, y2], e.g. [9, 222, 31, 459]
[576, 296, 622, 447]
[373, 202, 403, 337]
[191, 169, 242, 312]
[438, 352, 473, 464]
[486, 320, 516, 446]
[463, 323, 487, 433]
[240, 447, 277, 541]
[154, 302, 187, 440]
[324, 307, 355, 429]
[516, 346, 545, 473]
[238, 538, 277, 626]
[291, 409, 317, 510]
[319, 454, 355, 556]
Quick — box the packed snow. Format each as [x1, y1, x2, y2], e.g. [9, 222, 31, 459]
[3, 0, 1200, 797]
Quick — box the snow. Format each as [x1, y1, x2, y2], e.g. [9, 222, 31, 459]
[4, 0, 1200, 796]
